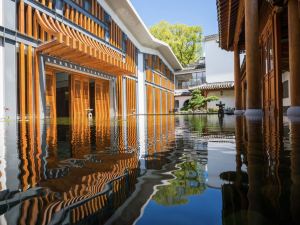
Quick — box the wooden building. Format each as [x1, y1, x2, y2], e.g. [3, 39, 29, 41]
[0, 0, 181, 120]
[217, 0, 300, 117]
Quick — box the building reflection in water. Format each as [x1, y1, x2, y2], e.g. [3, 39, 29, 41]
[1, 115, 300, 225]
[221, 115, 300, 225]
[0, 115, 176, 225]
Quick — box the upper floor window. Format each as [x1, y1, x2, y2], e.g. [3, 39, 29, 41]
[152, 55, 156, 70]
[104, 11, 111, 42]
[83, 0, 92, 12]
[144, 54, 149, 70]
[122, 33, 127, 53]
[54, 0, 63, 13]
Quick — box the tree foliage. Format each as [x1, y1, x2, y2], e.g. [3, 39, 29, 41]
[182, 90, 219, 111]
[150, 21, 203, 66]
[153, 161, 206, 206]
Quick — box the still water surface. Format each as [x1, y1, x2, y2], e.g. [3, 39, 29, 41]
[0, 115, 299, 225]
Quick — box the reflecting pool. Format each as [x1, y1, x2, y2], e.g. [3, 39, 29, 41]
[0, 115, 299, 225]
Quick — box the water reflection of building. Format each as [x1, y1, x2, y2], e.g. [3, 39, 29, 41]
[219, 115, 300, 225]
[0, 116, 176, 224]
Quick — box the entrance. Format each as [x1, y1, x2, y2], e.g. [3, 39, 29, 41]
[45, 67, 111, 120]
[56, 73, 70, 117]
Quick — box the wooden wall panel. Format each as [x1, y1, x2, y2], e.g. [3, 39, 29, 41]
[146, 85, 154, 114]
[154, 73, 161, 86]
[70, 75, 90, 119]
[95, 79, 110, 120]
[155, 88, 161, 114]
[162, 91, 167, 114]
[126, 78, 137, 115]
[116, 76, 123, 117]
[34, 52, 40, 118]
[45, 70, 56, 119]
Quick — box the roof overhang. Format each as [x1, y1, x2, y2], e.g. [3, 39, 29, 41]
[189, 81, 234, 91]
[104, 0, 183, 71]
[35, 11, 135, 76]
[217, 0, 240, 51]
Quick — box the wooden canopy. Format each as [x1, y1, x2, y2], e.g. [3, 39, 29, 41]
[217, 0, 240, 50]
[35, 11, 135, 76]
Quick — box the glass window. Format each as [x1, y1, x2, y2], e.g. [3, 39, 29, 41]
[83, 0, 92, 12]
[122, 33, 127, 52]
[283, 80, 289, 99]
[104, 12, 111, 42]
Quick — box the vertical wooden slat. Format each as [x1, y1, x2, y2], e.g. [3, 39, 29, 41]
[26, 5, 32, 37]
[27, 46, 33, 117]
[34, 52, 40, 118]
[19, 43, 26, 119]
[19, 0, 25, 33]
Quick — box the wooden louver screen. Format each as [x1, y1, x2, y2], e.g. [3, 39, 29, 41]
[35, 11, 135, 75]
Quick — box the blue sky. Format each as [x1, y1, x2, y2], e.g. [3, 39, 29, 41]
[130, 0, 218, 36]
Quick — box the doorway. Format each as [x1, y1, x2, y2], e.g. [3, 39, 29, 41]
[56, 72, 70, 117]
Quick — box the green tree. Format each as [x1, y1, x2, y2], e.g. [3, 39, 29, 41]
[153, 161, 207, 206]
[183, 90, 219, 111]
[150, 21, 203, 66]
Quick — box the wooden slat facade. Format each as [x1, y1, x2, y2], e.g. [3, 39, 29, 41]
[13, 0, 177, 120]
[144, 53, 175, 114]
[15, 0, 139, 120]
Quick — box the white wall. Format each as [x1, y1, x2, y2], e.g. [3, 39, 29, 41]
[282, 71, 291, 108]
[204, 37, 234, 83]
[0, 0, 3, 119]
[0, 0, 3, 26]
[175, 96, 192, 110]
[207, 90, 235, 110]
[0, 40, 3, 119]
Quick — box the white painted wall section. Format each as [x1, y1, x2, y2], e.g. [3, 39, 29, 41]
[0, 40, 4, 119]
[0, 0, 3, 26]
[0, 122, 6, 191]
[175, 96, 192, 110]
[204, 37, 234, 83]
[138, 116, 147, 170]
[207, 90, 235, 110]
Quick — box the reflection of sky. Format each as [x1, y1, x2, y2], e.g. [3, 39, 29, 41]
[207, 142, 237, 188]
[135, 188, 222, 225]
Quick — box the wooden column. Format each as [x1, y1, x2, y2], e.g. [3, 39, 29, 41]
[34, 52, 40, 119]
[19, 43, 26, 120]
[234, 45, 243, 114]
[245, 0, 262, 115]
[287, 0, 300, 116]
[27, 46, 33, 118]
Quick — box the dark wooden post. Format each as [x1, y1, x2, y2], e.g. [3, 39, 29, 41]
[245, 0, 263, 117]
[234, 45, 243, 114]
[287, 0, 300, 117]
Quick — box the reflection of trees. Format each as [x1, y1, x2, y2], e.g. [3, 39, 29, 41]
[153, 161, 207, 206]
[187, 115, 208, 133]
